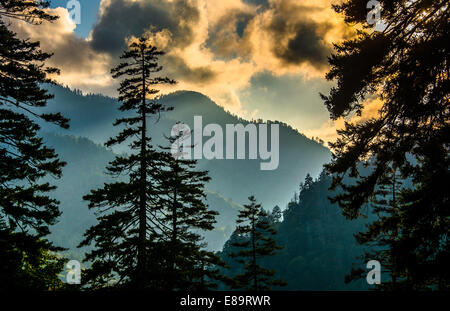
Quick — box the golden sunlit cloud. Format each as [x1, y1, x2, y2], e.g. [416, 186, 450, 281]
[305, 97, 385, 144]
[8, 0, 359, 143]
[8, 7, 115, 94]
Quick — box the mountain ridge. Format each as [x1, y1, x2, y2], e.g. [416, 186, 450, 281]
[40, 83, 331, 209]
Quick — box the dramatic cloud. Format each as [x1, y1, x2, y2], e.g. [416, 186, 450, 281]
[7, 0, 357, 142]
[242, 0, 270, 9]
[163, 54, 217, 84]
[268, 18, 332, 69]
[205, 9, 254, 59]
[265, 1, 332, 69]
[8, 8, 114, 94]
[305, 97, 385, 143]
[90, 0, 200, 56]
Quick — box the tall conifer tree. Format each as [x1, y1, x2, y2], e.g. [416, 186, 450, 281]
[228, 196, 286, 291]
[154, 147, 223, 290]
[321, 0, 449, 289]
[345, 167, 407, 289]
[79, 38, 175, 289]
[0, 0, 68, 289]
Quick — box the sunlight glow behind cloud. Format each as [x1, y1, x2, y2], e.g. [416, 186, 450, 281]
[8, 0, 366, 143]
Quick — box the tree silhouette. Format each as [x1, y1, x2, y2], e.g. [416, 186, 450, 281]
[345, 166, 407, 289]
[79, 38, 175, 289]
[228, 196, 286, 291]
[151, 143, 224, 290]
[321, 0, 449, 289]
[0, 0, 68, 289]
[271, 206, 282, 223]
[0, 0, 57, 23]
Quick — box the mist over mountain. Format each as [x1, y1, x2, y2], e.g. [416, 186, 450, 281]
[35, 84, 332, 255]
[40, 84, 331, 209]
[43, 133, 243, 254]
[219, 171, 373, 290]
[36, 85, 374, 289]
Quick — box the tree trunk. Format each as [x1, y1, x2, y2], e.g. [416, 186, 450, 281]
[137, 47, 147, 287]
[171, 183, 178, 290]
[251, 216, 257, 291]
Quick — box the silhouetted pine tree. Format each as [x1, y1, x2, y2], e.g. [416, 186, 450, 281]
[152, 145, 224, 290]
[0, 0, 68, 289]
[271, 206, 282, 223]
[228, 196, 286, 290]
[345, 166, 407, 289]
[78, 38, 175, 289]
[321, 0, 449, 289]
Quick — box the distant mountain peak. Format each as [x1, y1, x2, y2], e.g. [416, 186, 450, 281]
[161, 90, 214, 102]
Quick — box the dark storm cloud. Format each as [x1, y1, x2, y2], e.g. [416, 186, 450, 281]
[48, 35, 105, 73]
[267, 3, 333, 69]
[236, 13, 253, 38]
[86, 0, 333, 72]
[242, 0, 270, 10]
[164, 55, 217, 85]
[269, 20, 332, 68]
[89, 0, 200, 56]
[205, 10, 254, 59]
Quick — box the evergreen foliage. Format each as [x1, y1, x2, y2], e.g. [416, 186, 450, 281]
[79, 38, 222, 290]
[227, 196, 286, 291]
[0, 0, 69, 289]
[321, 0, 449, 289]
[220, 172, 371, 290]
[78, 38, 175, 289]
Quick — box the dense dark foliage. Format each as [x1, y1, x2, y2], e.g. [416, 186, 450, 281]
[78, 38, 174, 289]
[79, 38, 222, 290]
[150, 144, 225, 290]
[1, 0, 447, 292]
[220, 172, 371, 290]
[321, 0, 449, 289]
[0, 0, 68, 289]
[225, 196, 286, 291]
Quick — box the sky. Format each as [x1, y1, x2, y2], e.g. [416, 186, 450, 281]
[53, 0, 101, 38]
[9, 0, 382, 143]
